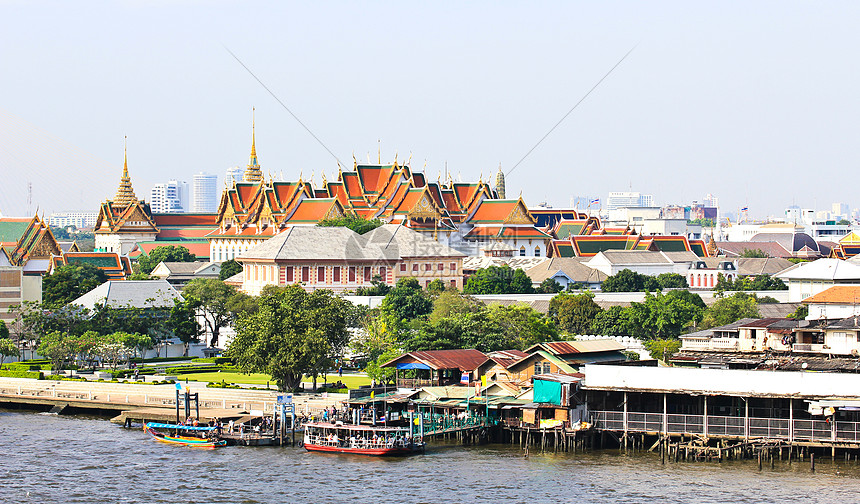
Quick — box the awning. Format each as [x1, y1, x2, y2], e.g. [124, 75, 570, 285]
[396, 362, 432, 370]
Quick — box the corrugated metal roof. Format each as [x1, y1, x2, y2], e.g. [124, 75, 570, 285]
[383, 349, 488, 371]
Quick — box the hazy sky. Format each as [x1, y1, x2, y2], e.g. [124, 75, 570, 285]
[2, 1, 859, 219]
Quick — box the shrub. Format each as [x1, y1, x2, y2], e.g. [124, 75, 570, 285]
[0, 369, 42, 379]
[191, 357, 233, 365]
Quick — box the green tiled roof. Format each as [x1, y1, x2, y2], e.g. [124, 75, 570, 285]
[68, 256, 118, 268]
[0, 221, 30, 243]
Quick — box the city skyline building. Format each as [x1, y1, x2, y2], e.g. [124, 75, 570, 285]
[192, 172, 218, 213]
[48, 211, 98, 229]
[606, 191, 654, 211]
[149, 179, 188, 213]
[225, 166, 244, 185]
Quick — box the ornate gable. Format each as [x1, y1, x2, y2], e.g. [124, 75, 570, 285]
[407, 189, 442, 221]
[504, 199, 535, 225]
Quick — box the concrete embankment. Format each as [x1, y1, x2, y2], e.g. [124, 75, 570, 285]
[0, 377, 345, 425]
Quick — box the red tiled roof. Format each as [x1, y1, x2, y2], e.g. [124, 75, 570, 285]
[153, 214, 218, 226]
[803, 285, 860, 304]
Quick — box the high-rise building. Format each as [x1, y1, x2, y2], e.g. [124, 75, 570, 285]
[150, 180, 188, 213]
[606, 191, 654, 210]
[49, 211, 98, 229]
[192, 172, 218, 213]
[225, 166, 244, 185]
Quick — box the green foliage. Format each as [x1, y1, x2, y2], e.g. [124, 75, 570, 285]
[127, 273, 156, 280]
[38, 331, 76, 370]
[192, 357, 233, 365]
[317, 214, 384, 235]
[740, 248, 768, 258]
[355, 275, 391, 296]
[0, 369, 42, 379]
[486, 304, 557, 349]
[789, 304, 809, 320]
[629, 292, 704, 339]
[687, 218, 715, 227]
[600, 269, 660, 293]
[426, 279, 447, 295]
[43, 263, 108, 307]
[538, 278, 564, 294]
[183, 278, 243, 347]
[364, 348, 400, 385]
[0, 337, 16, 367]
[0, 320, 8, 340]
[644, 338, 681, 362]
[380, 278, 432, 321]
[700, 292, 761, 329]
[621, 350, 640, 361]
[837, 219, 851, 226]
[428, 290, 483, 325]
[548, 292, 603, 335]
[589, 305, 636, 336]
[219, 259, 243, 281]
[463, 265, 534, 294]
[656, 273, 688, 289]
[715, 273, 786, 292]
[136, 245, 196, 275]
[227, 285, 351, 391]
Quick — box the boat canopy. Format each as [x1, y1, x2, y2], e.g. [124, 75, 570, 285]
[146, 422, 216, 431]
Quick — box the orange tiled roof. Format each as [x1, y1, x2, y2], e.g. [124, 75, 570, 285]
[803, 286, 860, 304]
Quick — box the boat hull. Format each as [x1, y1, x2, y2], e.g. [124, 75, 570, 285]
[304, 443, 421, 456]
[144, 426, 226, 448]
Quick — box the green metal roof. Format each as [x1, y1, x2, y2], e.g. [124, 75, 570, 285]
[0, 220, 30, 243]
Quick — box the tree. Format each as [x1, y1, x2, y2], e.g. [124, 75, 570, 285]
[317, 214, 384, 235]
[700, 292, 761, 329]
[740, 248, 768, 258]
[426, 279, 447, 295]
[136, 245, 196, 275]
[364, 348, 400, 385]
[548, 292, 603, 335]
[355, 275, 391, 296]
[629, 292, 704, 339]
[644, 338, 681, 362]
[168, 299, 200, 354]
[789, 304, 808, 320]
[600, 269, 660, 293]
[590, 305, 636, 336]
[182, 278, 240, 347]
[227, 285, 351, 391]
[538, 278, 564, 294]
[486, 304, 558, 350]
[38, 331, 75, 371]
[219, 259, 243, 281]
[428, 290, 483, 325]
[0, 320, 7, 340]
[43, 263, 108, 307]
[463, 265, 534, 294]
[656, 273, 688, 289]
[838, 219, 852, 226]
[380, 278, 432, 321]
[0, 337, 18, 366]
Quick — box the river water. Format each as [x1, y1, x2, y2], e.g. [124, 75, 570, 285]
[2, 409, 860, 503]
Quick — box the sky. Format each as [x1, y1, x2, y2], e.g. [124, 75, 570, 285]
[2, 1, 859, 219]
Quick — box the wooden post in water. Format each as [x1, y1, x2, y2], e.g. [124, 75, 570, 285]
[811, 452, 815, 473]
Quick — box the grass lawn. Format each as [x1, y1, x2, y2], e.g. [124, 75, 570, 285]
[182, 371, 372, 389]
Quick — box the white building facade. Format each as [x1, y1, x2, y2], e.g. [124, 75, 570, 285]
[192, 172, 218, 213]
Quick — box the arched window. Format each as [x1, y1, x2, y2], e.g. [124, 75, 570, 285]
[534, 246, 541, 257]
[519, 246, 526, 257]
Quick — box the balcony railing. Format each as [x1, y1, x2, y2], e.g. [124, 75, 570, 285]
[590, 410, 851, 443]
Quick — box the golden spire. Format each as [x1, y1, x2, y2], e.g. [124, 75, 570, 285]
[495, 163, 506, 199]
[113, 136, 138, 206]
[243, 107, 263, 183]
[322, 171, 328, 186]
[378, 140, 381, 164]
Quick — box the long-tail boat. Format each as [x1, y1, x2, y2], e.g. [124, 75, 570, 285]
[143, 422, 227, 448]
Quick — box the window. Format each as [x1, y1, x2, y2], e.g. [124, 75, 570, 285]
[424, 263, 431, 271]
[519, 246, 526, 257]
[286, 266, 294, 282]
[450, 279, 457, 288]
[400, 263, 406, 272]
[450, 262, 457, 271]
[412, 264, 418, 273]
[534, 363, 541, 375]
[318, 266, 325, 282]
[364, 267, 371, 282]
[534, 246, 541, 257]
[301, 267, 309, 282]
[379, 266, 386, 279]
[349, 266, 356, 282]
[438, 263, 444, 271]
[543, 362, 551, 374]
[254, 265, 259, 281]
[333, 267, 341, 283]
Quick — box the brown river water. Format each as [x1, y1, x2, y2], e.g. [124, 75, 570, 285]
[2, 409, 860, 503]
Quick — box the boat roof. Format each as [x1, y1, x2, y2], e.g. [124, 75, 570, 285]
[304, 421, 410, 433]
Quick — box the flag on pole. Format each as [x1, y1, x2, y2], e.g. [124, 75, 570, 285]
[590, 198, 600, 205]
[460, 372, 469, 385]
[741, 206, 749, 212]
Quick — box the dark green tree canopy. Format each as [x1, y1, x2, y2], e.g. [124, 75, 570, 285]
[43, 262, 109, 308]
[137, 245, 196, 274]
[463, 265, 534, 295]
[227, 285, 351, 391]
[600, 269, 660, 293]
[317, 214, 384, 235]
[183, 278, 246, 347]
[538, 278, 564, 294]
[219, 259, 243, 281]
[381, 278, 432, 321]
[700, 292, 761, 329]
[548, 292, 603, 335]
